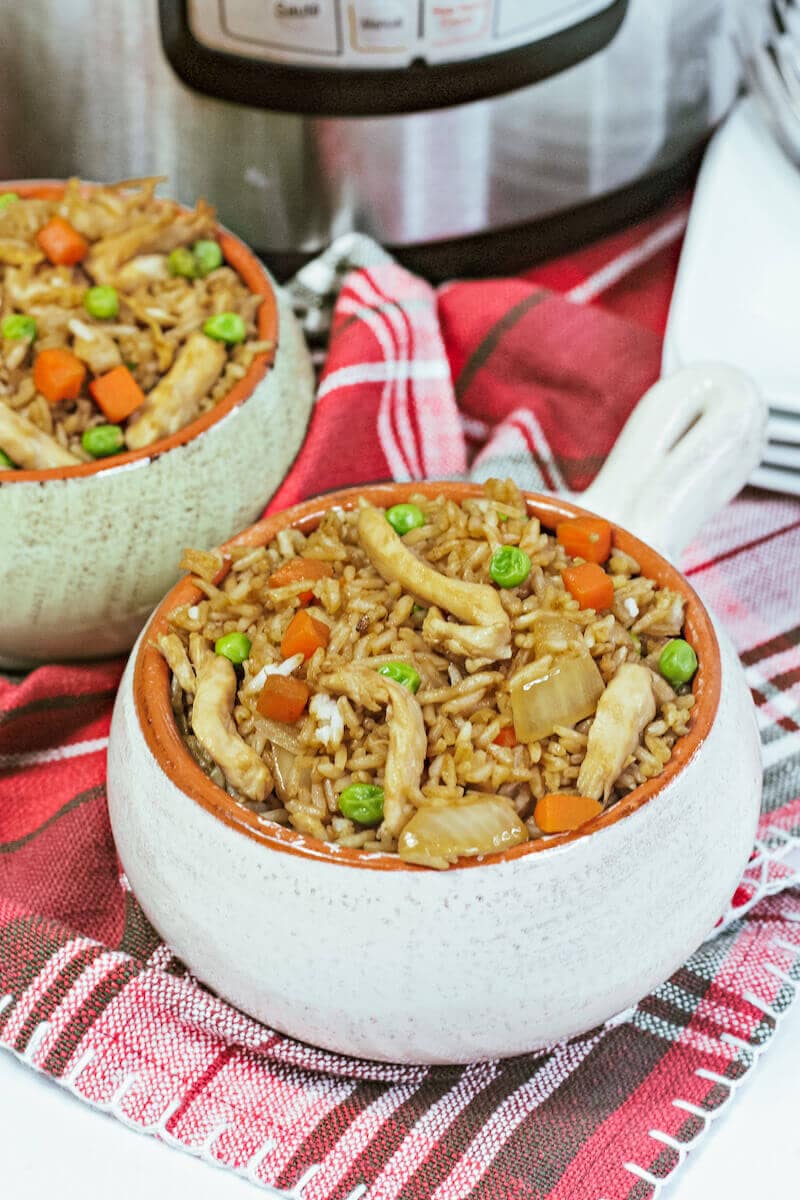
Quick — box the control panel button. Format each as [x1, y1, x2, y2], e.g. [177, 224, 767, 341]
[222, 0, 340, 55]
[347, 2, 413, 53]
[427, 1, 491, 46]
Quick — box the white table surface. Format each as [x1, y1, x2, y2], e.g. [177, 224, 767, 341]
[2, 983, 800, 1198]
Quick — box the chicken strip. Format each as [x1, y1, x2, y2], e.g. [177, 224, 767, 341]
[70, 322, 122, 376]
[358, 505, 511, 664]
[322, 664, 427, 837]
[3, 268, 84, 310]
[157, 633, 197, 697]
[132, 202, 215, 256]
[0, 402, 80, 470]
[0, 239, 44, 267]
[0, 198, 50, 238]
[191, 654, 272, 801]
[114, 253, 170, 290]
[86, 203, 215, 284]
[87, 215, 174, 283]
[189, 632, 214, 672]
[647, 667, 676, 708]
[421, 606, 511, 663]
[576, 663, 656, 802]
[125, 331, 226, 450]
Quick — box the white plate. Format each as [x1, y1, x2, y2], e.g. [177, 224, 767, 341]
[663, 97, 800, 449]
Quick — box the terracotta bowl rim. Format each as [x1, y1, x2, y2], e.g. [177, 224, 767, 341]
[0, 178, 278, 485]
[133, 482, 721, 872]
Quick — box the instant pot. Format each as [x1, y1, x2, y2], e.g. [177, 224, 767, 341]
[0, 1, 738, 277]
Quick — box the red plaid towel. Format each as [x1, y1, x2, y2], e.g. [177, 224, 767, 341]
[2, 200, 800, 1200]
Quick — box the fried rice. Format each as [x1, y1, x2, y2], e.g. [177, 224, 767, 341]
[159, 480, 697, 868]
[0, 177, 270, 469]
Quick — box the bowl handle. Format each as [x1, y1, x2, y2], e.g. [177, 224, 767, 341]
[577, 364, 767, 561]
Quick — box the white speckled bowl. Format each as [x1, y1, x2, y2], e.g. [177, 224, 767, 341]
[0, 181, 314, 667]
[107, 365, 766, 1063]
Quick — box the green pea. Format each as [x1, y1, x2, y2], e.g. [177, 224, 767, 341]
[0, 449, 15, 469]
[498, 513, 509, 523]
[84, 285, 119, 319]
[338, 783, 385, 827]
[193, 239, 223, 276]
[1, 314, 36, 341]
[377, 661, 421, 693]
[203, 311, 247, 344]
[0, 192, 19, 212]
[386, 503, 425, 536]
[167, 246, 197, 278]
[214, 631, 252, 664]
[490, 544, 531, 588]
[81, 424, 124, 459]
[658, 638, 697, 686]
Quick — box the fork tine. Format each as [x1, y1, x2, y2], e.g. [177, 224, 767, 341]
[763, 442, 800, 469]
[773, 33, 800, 106]
[768, 412, 800, 444]
[775, 0, 800, 33]
[765, 3, 800, 87]
[730, 2, 800, 497]
[771, 0, 790, 34]
[735, 0, 800, 165]
[744, 39, 800, 163]
[752, 465, 800, 496]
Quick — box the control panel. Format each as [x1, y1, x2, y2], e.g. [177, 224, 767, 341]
[187, 0, 618, 67]
[160, 0, 628, 115]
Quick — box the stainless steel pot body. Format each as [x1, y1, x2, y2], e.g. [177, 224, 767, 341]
[0, 0, 738, 256]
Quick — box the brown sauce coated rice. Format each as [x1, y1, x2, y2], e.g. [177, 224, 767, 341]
[160, 480, 697, 864]
[0, 178, 269, 466]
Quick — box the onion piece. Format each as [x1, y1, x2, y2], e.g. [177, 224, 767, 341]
[398, 794, 528, 869]
[271, 744, 297, 803]
[510, 652, 604, 743]
[270, 743, 311, 803]
[253, 715, 302, 755]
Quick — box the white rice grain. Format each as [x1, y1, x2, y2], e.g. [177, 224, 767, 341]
[310, 692, 345, 751]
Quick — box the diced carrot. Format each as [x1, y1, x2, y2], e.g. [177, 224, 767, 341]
[269, 558, 334, 604]
[493, 726, 517, 748]
[256, 675, 310, 724]
[562, 562, 614, 611]
[534, 793, 603, 834]
[280, 610, 330, 661]
[89, 365, 146, 423]
[36, 216, 89, 266]
[33, 348, 86, 404]
[556, 517, 612, 564]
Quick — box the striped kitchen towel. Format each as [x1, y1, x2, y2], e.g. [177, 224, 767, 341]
[2, 198, 800, 1199]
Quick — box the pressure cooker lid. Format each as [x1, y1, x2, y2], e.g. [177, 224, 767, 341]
[160, 0, 629, 116]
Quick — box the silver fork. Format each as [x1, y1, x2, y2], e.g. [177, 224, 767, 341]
[734, 0, 800, 495]
[735, 1, 800, 166]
